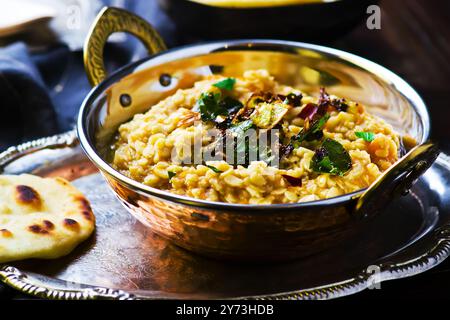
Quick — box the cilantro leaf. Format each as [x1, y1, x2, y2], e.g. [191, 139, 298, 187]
[355, 131, 375, 142]
[206, 165, 223, 173]
[310, 138, 352, 176]
[213, 78, 236, 90]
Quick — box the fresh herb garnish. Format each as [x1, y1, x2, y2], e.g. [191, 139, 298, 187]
[195, 92, 243, 122]
[292, 113, 330, 147]
[213, 78, 236, 90]
[168, 171, 176, 180]
[206, 165, 223, 173]
[355, 131, 375, 142]
[310, 138, 352, 176]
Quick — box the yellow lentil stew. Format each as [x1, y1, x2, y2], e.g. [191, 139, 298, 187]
[111, 70, 401, 204]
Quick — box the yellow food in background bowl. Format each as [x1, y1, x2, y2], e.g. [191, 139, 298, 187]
[188, 0, 330, 8]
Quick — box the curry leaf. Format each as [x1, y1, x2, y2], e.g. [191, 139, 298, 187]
[310, 138, 352, 176]
[196, 92, 243, 123]
[213, 78, 236, 90]
[206, 165, 223, 173]
[355, 131, 375, 142]
[168, 171, 176, 180]
[292, 113, 330, 147]
[196, 92, 224, 122]
[221, 96, 243, 115]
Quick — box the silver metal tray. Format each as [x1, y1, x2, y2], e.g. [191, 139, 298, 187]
[1, 131, 450, 300]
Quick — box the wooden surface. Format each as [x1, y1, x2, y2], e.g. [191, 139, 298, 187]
[331, 0, 450, 299]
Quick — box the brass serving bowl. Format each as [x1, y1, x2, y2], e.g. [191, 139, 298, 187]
[78, 7, 438, 261]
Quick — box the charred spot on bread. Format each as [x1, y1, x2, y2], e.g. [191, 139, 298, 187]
[28, 224, 49, 235]
[43, 220, 55, 230]
[1, 229, 13, 238]
[28, 220, 55, 235]
[74, 196, 92, 212]
[63, 218, 80, 231]
[15, 185, 42, 208]
[82, 210, 93, 221]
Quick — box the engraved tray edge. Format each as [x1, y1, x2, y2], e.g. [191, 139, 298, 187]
[1, 131, 450, 300]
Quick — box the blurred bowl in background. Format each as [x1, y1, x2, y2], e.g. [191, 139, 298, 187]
[157, 0, 377, 42]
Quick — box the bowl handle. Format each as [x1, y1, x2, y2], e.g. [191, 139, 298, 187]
[83, 6, 167, 87]
[354, 142, 440, 217]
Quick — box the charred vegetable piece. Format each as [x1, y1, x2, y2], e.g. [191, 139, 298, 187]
[282, 175, 302, 186]
[213, 78, 236, 90]
[250, 102, 289, 129]
[355, 131, 375, 142]
[330, 98, 348, 112]
[318, 87, 348, 112]
[310, 138, 352, 176]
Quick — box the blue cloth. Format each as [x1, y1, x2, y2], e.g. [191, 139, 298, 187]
[0, 43, 59, 149]
[0, 0, 175, 151]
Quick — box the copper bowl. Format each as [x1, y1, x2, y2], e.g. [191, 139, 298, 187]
[77, 7, 438, 261]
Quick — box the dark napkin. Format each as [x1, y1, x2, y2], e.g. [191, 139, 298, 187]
[0, 43, 59, 150]
[0, 0, 175, 152]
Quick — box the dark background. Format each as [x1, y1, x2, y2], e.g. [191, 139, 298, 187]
[1, 0, 449, 299]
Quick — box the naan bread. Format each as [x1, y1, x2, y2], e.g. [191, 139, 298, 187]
[0, 174, 95, 263]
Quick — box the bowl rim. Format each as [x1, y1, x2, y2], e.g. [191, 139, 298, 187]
[77, 39, 430, 210]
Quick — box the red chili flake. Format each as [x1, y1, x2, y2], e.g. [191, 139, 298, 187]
[282, 175, 303, 186]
